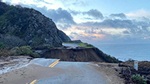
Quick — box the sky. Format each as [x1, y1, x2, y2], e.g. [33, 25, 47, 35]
[2, 0, 150, 44]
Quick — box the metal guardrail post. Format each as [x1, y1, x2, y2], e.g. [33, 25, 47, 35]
[134, 60, 138, 71]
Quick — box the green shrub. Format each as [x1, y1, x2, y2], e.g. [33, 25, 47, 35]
[30, 52, 40, 58]
[12, 46, 40, 58]
[0, 42, 5, 49]
[127, 58, 135, 62]
[131, 74, 147, 84]
[16, 46, 33, 55]
[104, 55, 121, 63]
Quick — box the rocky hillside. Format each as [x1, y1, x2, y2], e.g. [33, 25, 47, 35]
[0, 2, 70, 48]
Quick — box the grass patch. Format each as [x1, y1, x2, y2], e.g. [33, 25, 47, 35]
[78, 43, 94, 48]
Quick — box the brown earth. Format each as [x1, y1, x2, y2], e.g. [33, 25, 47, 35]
[43, 48, 105, 62]
[42, 48, 120, 63]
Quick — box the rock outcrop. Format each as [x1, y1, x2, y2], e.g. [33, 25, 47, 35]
[0, 2, 71, 48]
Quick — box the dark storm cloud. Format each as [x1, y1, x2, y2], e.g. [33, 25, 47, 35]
[83, 9, 104, 19]
[100, 19, 134, 28]
[47, 8, 75, 24]
[69, 9, 81, 15]
[110, 13, 126, 19]
[43, 8, 76, 29]
[69, 9, 104, 19]
[81, 19, 135, 28]
[80, 19, 150, 35]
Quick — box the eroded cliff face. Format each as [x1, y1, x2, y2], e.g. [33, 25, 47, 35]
[42, 48, 120, 63]
[43, 48, 104, 62]
[0, 2, 71, 48]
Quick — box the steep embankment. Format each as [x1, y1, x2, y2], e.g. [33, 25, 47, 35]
[42, 48, 120, 63]
[0, 2, 70, 48]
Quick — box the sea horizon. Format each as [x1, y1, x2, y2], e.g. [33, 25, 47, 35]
[95, 43, 150, 61]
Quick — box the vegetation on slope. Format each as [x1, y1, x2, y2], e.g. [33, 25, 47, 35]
[0, 46, 39, 57]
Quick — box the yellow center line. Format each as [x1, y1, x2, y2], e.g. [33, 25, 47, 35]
[30, 80, 37, 84]
[28, 59, 60, 84]
[49, 59, 60, 68]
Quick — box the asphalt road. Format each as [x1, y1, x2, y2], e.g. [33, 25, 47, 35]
[0, 58, 112, 84]
[30, 59, 111, 84]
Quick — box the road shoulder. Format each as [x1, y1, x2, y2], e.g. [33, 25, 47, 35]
[92, 62, 125, 84]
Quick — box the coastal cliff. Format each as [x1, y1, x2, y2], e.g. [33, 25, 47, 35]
[42, 48, 120, 63]
[0, 1, 120, 63]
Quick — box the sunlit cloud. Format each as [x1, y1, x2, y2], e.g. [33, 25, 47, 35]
[126, 9, 150, 20]
[101, 28, 129, 35]
[62, 24, 130, 41]
[63, 25, 106, 40]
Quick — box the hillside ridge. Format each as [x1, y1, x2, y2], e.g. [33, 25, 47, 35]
[0, 1, 71, 48]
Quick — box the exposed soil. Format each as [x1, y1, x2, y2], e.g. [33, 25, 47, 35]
[42, 48, 105, 62]
[41, 48, 119, 63]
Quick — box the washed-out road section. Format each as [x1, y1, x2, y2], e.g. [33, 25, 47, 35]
[0, 58, 123, 84]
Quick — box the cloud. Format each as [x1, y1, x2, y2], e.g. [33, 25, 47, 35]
[62, 18, 150, 44]
[64, 24, 129, 40]
[69, 9, 104, 19]
[80, 19, 136, 29]
[99, 19, 135, 28]
[35, 8, 76, 30]
[83, 9, 104, 19]
[126, 9, 150, 19]
[68, 9, 104, 23]
[110, 13, 126, 19]
[47, 8, 75, 24]
[63, 25, 106, 41]
[58, 0, 87, 7]
[69, 9, 81, 15]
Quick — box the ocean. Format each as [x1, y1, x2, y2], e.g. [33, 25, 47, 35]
[95, 44, 150, 61]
